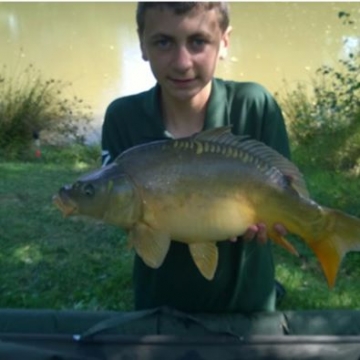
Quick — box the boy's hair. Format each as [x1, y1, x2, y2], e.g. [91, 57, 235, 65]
[136, 2, 230, 35]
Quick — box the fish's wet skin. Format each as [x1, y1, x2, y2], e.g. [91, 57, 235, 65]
[54, 127, 360, 287]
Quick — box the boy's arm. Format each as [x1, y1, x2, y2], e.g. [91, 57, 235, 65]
[231, 82, 290, 159]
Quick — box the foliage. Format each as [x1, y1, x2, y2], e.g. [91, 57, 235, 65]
[274, 12, 360, 310]
[0, 63, 94, 159]
[278, 11, 360, 172]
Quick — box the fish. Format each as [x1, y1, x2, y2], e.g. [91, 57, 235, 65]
[53, 127, 360, 286]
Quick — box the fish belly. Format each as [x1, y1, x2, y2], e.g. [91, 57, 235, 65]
[144, 189, 256, 243]
[125, 146, 279, 243]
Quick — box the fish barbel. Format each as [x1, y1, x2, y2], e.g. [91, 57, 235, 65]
[53, 127, 360, 286]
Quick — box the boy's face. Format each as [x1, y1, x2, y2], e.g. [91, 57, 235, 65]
[139, 6, 230, 102]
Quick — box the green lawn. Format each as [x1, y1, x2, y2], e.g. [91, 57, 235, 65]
[0, 147, 359, 311]
[0, 151, 133, 310]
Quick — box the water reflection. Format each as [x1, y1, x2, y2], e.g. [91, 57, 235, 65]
[342, 36, 360, 60]
[0, 2, 359, 137]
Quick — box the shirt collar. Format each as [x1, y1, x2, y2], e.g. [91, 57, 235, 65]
[143, 78, 228, 132]
[204, 78, 228, 130]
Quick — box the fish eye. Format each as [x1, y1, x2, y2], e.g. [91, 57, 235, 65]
[82, 183, 95, 197]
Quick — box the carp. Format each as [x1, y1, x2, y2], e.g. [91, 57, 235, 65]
[53, 127, 360, 286]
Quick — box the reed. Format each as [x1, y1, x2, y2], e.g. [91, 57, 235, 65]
[0, 63, 93, 159]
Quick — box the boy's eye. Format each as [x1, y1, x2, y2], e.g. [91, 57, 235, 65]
[192, 38, 206, 46]
[189, 38, 208, 51]
[154, 38, 172, 50]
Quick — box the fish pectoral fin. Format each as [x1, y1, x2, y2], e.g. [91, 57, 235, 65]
[268, 229, 299, 257]
[188, 242, 218, 281]
[129, 223, 170, 269]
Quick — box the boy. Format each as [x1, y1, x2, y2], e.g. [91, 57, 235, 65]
[101, 2, 289, 313]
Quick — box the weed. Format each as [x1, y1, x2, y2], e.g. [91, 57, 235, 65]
[0, 63, 94, 160]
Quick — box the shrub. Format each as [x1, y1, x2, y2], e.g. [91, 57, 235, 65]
[0, 63, 93, 159]
[278, 11, 360, 172]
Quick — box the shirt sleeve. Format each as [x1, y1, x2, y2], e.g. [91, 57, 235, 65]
[101, 113, 114, 166]
[101, 101, 124, 167]
[231, 82, 291, 160]
[259, 89, 291, 160]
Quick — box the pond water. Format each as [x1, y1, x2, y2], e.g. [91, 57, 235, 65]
[1, 2, 359, 139]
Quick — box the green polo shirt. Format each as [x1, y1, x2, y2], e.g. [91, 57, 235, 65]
[101, 78, 290, 313]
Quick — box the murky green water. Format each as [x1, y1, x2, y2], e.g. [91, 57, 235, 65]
[1, 2, 359, 135]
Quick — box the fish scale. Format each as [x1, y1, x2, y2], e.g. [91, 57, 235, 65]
[163, 134, 286, 193]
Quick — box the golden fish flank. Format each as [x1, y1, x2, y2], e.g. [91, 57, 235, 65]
[53, 127, 360, 286]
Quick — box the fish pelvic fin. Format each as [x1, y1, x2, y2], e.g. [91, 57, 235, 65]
[188, 242, 219, 280]
[129, 223, 171, 269]
[308, 207, 360, 288]
[268, 229, 299, 257]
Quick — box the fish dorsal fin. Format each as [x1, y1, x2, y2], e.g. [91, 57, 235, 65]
[192, 126, 309, 199]
[192, 126, 234, 142]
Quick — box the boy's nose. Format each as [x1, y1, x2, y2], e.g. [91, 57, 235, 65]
[173, 46, 192, 71]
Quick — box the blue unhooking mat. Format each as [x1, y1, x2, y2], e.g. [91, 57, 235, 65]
[1, 306, 360, 359]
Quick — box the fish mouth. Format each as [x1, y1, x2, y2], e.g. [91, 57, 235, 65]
[52, 194, 78, 217]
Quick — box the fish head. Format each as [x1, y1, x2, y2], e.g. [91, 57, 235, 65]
[53, 163, 125, 220]
[53, 180, 110, 221]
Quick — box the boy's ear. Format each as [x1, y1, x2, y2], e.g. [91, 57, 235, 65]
[219, 25, 232, 60]
[137, 29, 149, 61]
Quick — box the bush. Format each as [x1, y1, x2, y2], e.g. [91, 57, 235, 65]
[0, 63, 94, 159]
[278, 11, 360, 172]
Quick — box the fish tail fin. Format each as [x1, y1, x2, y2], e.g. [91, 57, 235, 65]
[307, 207, 360, 288]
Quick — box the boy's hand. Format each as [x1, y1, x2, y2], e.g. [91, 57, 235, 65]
[229, 223, 287, 243]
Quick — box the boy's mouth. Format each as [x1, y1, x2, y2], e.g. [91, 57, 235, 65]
[172, 78, 193, 82]
[169, 77, 196, 86]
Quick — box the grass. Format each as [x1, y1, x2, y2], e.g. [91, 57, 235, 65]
[275, 237, 360, 310]
[0, 145, 359, 311]
[275, 163, 360, 310]
[0, 147, 133, 311]
[275, 159, 360, 310]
